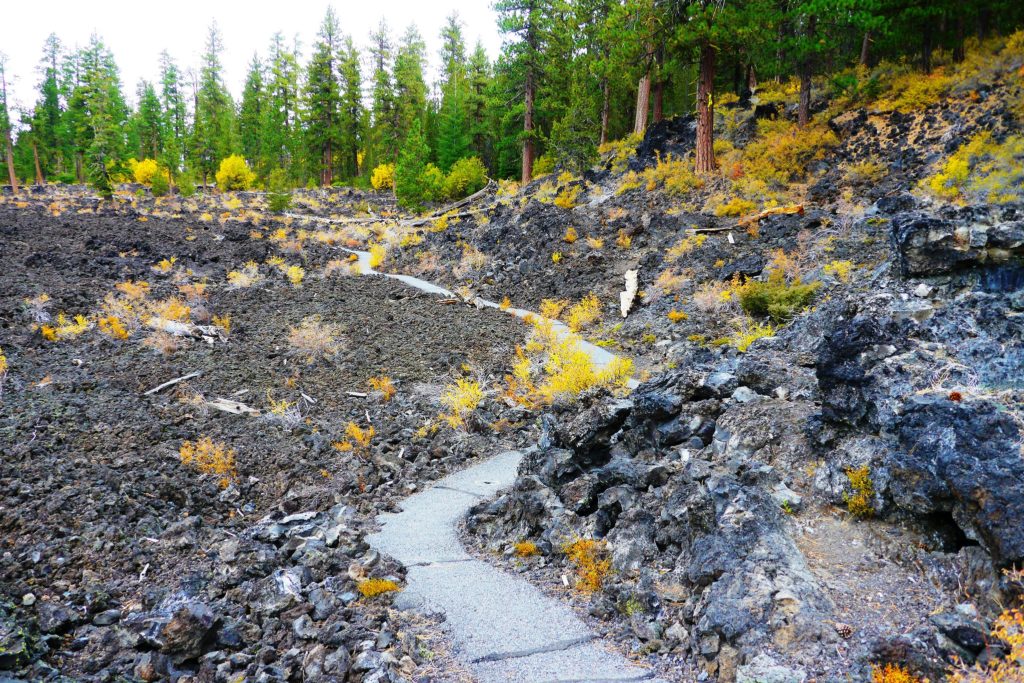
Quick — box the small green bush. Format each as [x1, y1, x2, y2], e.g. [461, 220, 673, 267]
[177, 172, 197, 197]
[267, 168, 292, 212]
[150, 170, 170, 197]
[737, 271, 820, 322]
[422, 163, 447, 202]
[532, 154, 555, 178]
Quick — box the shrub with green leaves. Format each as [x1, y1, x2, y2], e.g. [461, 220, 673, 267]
[267, 168, 293, 212]
[395, 120, 431, 210]
[737, 271, 820, 322]
[422, 164, 447, 202]
[150, 169, 170, 197]
[177, 172, 197, 198]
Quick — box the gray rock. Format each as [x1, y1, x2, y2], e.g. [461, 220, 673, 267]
[736, 654, 807, 683]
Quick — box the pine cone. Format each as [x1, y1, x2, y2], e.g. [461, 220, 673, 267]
[835, 622, 854, 639]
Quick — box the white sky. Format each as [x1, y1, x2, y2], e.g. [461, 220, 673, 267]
[2, 0, 503, 113]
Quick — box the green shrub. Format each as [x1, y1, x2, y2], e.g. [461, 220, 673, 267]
[177, 172, 197, 197]
[267, 168, 292, 212]
[532, 154, 555, 178]
[215, 155, 256, 191]
[395, 120, 431, 210]
[150, 170, 170, 197]
[444, 157, 488, 199]
[737, 271, 820, 322]
[422, 163, 447, 202]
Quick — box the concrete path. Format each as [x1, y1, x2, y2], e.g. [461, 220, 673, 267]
[367, 451, 663, 683]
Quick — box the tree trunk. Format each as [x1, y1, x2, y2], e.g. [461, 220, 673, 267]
[33, 141, 44, 185]
[798, 15, 817, 128]
[521, 68, 535, 185]
[860, 31, 872, 67]
[695, 40, 716, 174]
[652, 81, 664, 124]
[922, 24, 933, 73]
[75, 153, 83, 184]
[953, 15, 965, 62]
[5, 130, 17, 193]
[633, 73, 651, 136]
[600, 78, 610, 147]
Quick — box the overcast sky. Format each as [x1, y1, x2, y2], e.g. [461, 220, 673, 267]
[1, 0, 504, 113]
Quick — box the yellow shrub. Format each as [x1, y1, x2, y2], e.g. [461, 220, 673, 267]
[288, 316, 341, 361]
[42, 313, 90, 341]
[666, 234, 707, 262]
[823, 260, 854, 282]
[286, 265, 305, 286]
[843, 159, 887, 185]
[642, 154, 704, 196]
[116, 280, 150, 300]
[97, 315, 129, 340]
[540, 298, 568, 320]
[871, 664, 922, 683]
[616, 230, 632, 249]
[180, 437, 237, 488]
[713, 197, 757, 217]
[368, 244, 386, 269]
[368, 375, 396, 402]
[667, 310, 688, 323]
[565, 294, 601, 332]
[563, 226, 578, 243]
[599, 133, 642, 173]
[357, 578, 400, 598]
[563, 538, 611, 592]
[741, 120, 839, 190]
[876, 68, 953, 112]
[227, 262, 263, 289]
[153, 256, 177, 274]
[551, 251, 563, 264]
[925, 131, 1024, 204]
[845, 465, 875, 518]
[554, 185, 581, 209]
[371, 163, 395, 191]
[586, 236, 604, 249]
[215, 155, 256, 191]
[133, 158, 160, 185]
[441, 378, 484, 428]
[514, 541, 539, 557]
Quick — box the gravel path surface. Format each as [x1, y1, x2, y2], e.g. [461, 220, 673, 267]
[368, 451, 665, 683]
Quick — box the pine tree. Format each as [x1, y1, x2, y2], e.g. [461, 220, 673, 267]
[238, 56, 266, 176]
[0, 54, 17, 191]
[368, 21, 398, 168]
[394, 118, 430, 209]
[304, 8, 343, 185]
[263, 32, 302, 177]
[495, 0, 554, 184]
[465, 42, 493, 166]
[337, 37, 363, 179]
[191, 23, 236, 185]
[77, 35, 129, 196]
[436, 14, 471, 171]
[133, 80, 163, 160]
[157, 51, 187, 175]
[30, 34, 63, 181]
[393, 25, 428, 149]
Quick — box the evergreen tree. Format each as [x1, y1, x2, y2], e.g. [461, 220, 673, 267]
[337, 37, 363, 179]
[238, 56, 266, 175]
[436, 14, 471, 171]
[465, 43, 493, 166]
[368, 21, 398, 168]
[77, 35, 129, 196]
[304, 7, 343, 185]
[191, 23, 236, 185]
[495, 0, 554, 183]
[31, 34, 63, 180]
[394, 118, 430, 209]
[263, 32, 302, 177]
[157, 51, 187, 175]
[133, 80, 163, 160]
[393, 25, 428, 148]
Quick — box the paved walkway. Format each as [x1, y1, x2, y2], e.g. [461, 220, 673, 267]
[367, 451, 663, 683]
